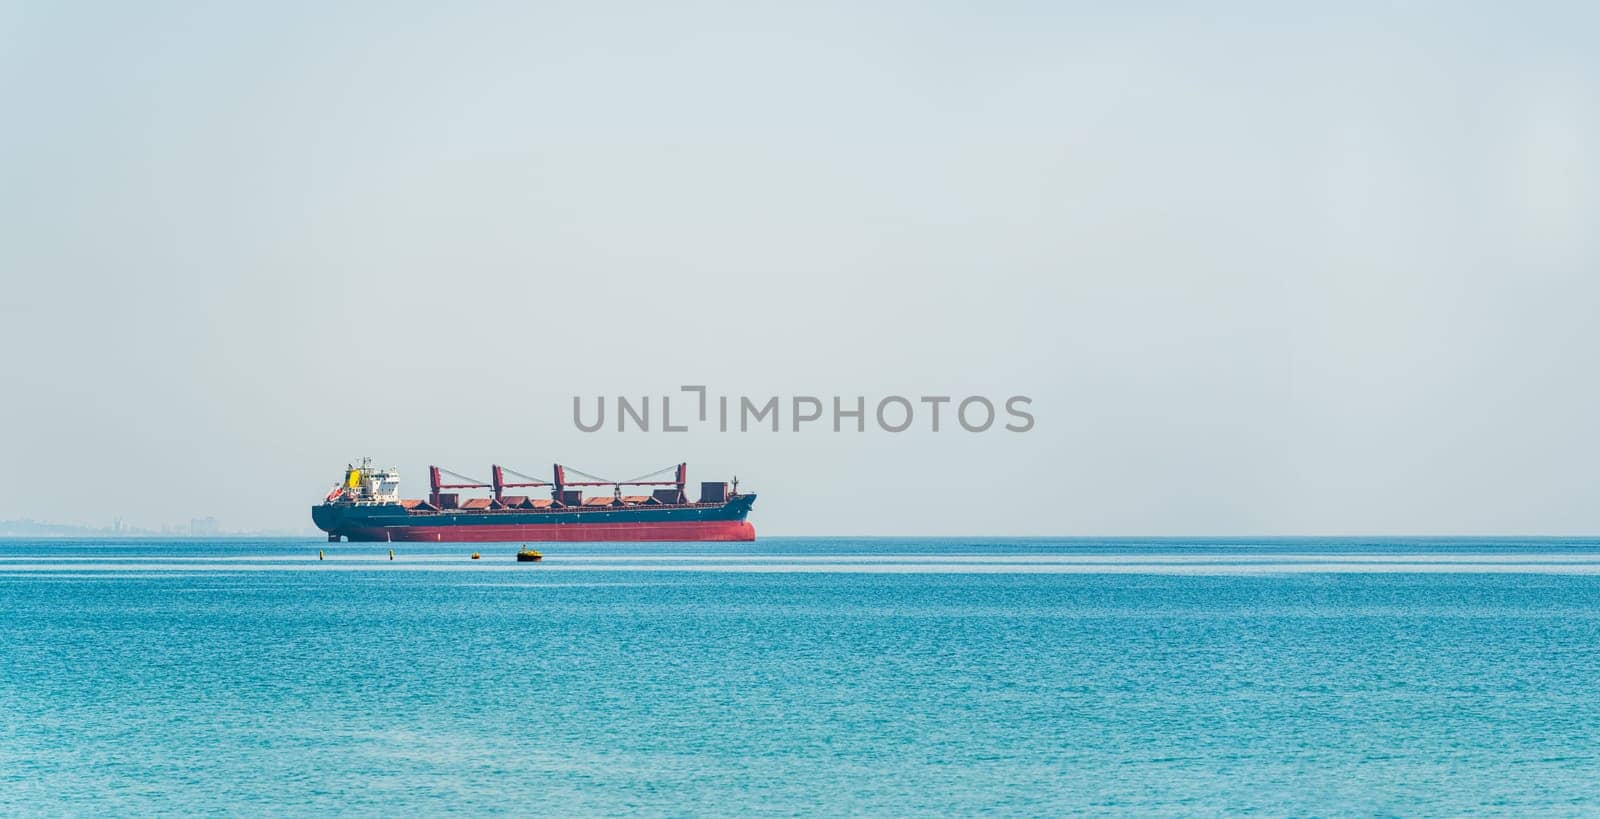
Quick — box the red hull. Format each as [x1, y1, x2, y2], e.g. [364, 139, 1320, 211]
[342, 519, 755, 543]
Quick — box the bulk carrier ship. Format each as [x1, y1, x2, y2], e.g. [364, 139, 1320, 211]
[312, 459, 756, 543]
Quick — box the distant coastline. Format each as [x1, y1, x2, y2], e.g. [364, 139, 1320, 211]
[0, 518, 312, 538]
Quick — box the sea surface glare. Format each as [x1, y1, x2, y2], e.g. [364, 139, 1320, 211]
[3, 537, 1600, 815]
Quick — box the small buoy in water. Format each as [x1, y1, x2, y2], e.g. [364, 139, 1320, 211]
[470, 552, 480, 560]
[517, 547, 543, 563]
[388, 549, 394, 561]
[318, 550, 324, 561]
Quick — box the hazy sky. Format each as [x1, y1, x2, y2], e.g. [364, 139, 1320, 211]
[2, 2, 1597, 535]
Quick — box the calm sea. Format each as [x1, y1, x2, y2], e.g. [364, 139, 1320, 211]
[4, 537, 1600, 815]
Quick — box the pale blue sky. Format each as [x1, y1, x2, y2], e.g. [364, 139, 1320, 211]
[1, 2, 1596, 534]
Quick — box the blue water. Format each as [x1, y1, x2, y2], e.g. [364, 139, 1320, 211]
[4, 537, 1600, 814]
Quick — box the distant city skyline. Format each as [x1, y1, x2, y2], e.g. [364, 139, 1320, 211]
[0, 517, 313, 538]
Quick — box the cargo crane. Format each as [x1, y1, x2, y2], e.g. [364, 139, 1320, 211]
[491, 465, 549, 506]
[553, 463, 688, 505]
[428, 466, 490, 508]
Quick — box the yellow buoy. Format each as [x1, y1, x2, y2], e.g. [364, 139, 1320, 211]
[470, 552, 480, 560]
[318, 550, 324, 560]
[388, 549, 394, 560]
